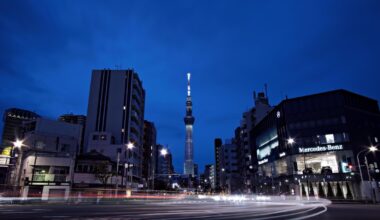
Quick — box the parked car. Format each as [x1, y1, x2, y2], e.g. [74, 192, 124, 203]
[321, 166, 333, 175]
[302, 167, 313, 175]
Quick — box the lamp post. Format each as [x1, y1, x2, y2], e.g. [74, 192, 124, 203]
[127, 142, 134, 190]
[356, 146, 378, 201]
[115, 148, 121, 196]
[221, 168, 225, 193]
[356, 146, 377, 182]
[13, 139, 24, 187]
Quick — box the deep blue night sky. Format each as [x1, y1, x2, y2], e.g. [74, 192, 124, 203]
[1, 0, 380, 173]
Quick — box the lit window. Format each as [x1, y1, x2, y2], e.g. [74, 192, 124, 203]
[325, 134, 335, 144]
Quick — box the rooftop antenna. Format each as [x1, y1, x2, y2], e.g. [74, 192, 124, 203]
[264, 83, 268, 98]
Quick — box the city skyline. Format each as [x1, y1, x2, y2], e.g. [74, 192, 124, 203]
[1, 0, 380, 172]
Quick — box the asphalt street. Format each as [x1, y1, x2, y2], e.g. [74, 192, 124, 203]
[309, 203, 380, 220]
[0, 200, 379, 220]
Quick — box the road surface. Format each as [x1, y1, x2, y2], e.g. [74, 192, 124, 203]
[0, 197, 378, 219]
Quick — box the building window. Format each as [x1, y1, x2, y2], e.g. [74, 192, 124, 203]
[53, 167, 69, 175]
[35, 166, 50, 174]
[77, 165, 83, 172]
[60, 144, 70, 152]
[341, 116, 346, 124]
[317, 133, 349, 144]
[325, 134, 334, 144]
[35, 141, 45, 150]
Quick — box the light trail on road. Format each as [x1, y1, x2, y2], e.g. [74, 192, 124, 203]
[0, 195, 331, 220]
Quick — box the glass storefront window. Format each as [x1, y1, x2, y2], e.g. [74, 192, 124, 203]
[295, 152, 339, 174]
[274, 159, 288, 175]
[256, 126, 278, 160]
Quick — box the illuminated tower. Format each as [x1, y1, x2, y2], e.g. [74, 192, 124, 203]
[184, 73, 195, 176]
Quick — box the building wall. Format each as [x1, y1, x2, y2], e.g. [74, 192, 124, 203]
[238, 91, 272, 192]
[220, 139, 240, 193]
[156, 145, 173, 179]
[59, 114, 86, 155]
[13, 118, 81, 188]
[142, 120, 156, 188]
[214, 138, 222, 189]
[20, 154, 74, 186]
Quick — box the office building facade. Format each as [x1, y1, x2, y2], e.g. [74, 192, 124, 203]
[84, 69, 145, 184]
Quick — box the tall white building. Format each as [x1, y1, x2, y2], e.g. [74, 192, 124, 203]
[84, 69, 145, 183]
[184, 73, 195, 176]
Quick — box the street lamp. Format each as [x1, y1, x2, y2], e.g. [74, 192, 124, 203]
[13, 139, 24, 149]
[287, 138, 295, 145]
[356, 146, 378, 182]
[369, 146, 377, 152]
[160, 148, 168, 157]
[127, 142, 134, 150]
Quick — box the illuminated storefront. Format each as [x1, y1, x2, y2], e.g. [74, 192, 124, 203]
[251, 90, 380, 200]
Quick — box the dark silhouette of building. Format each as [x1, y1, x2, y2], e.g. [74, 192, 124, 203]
[194, 163, 198, 177]
[1, 108, 39, 147]
[237, 90, 272, 193]
[155, 145, 174, 189]
[214, 138, 222, 190]
[142, 120, 156, 189]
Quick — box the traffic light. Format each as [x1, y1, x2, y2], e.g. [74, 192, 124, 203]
[348, 164, 353, 170]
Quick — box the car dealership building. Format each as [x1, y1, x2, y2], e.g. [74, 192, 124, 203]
[251, 90, 380, 200]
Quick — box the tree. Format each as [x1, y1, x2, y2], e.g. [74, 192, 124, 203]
[94, 162, 115, 188]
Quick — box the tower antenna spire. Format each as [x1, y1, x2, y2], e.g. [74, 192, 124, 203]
[187, 72, 191, 97]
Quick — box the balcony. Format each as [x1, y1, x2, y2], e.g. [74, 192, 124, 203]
[130, 119, 140, 131]
[132, 99, 141, 109]
[32, 174, 68, 182]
